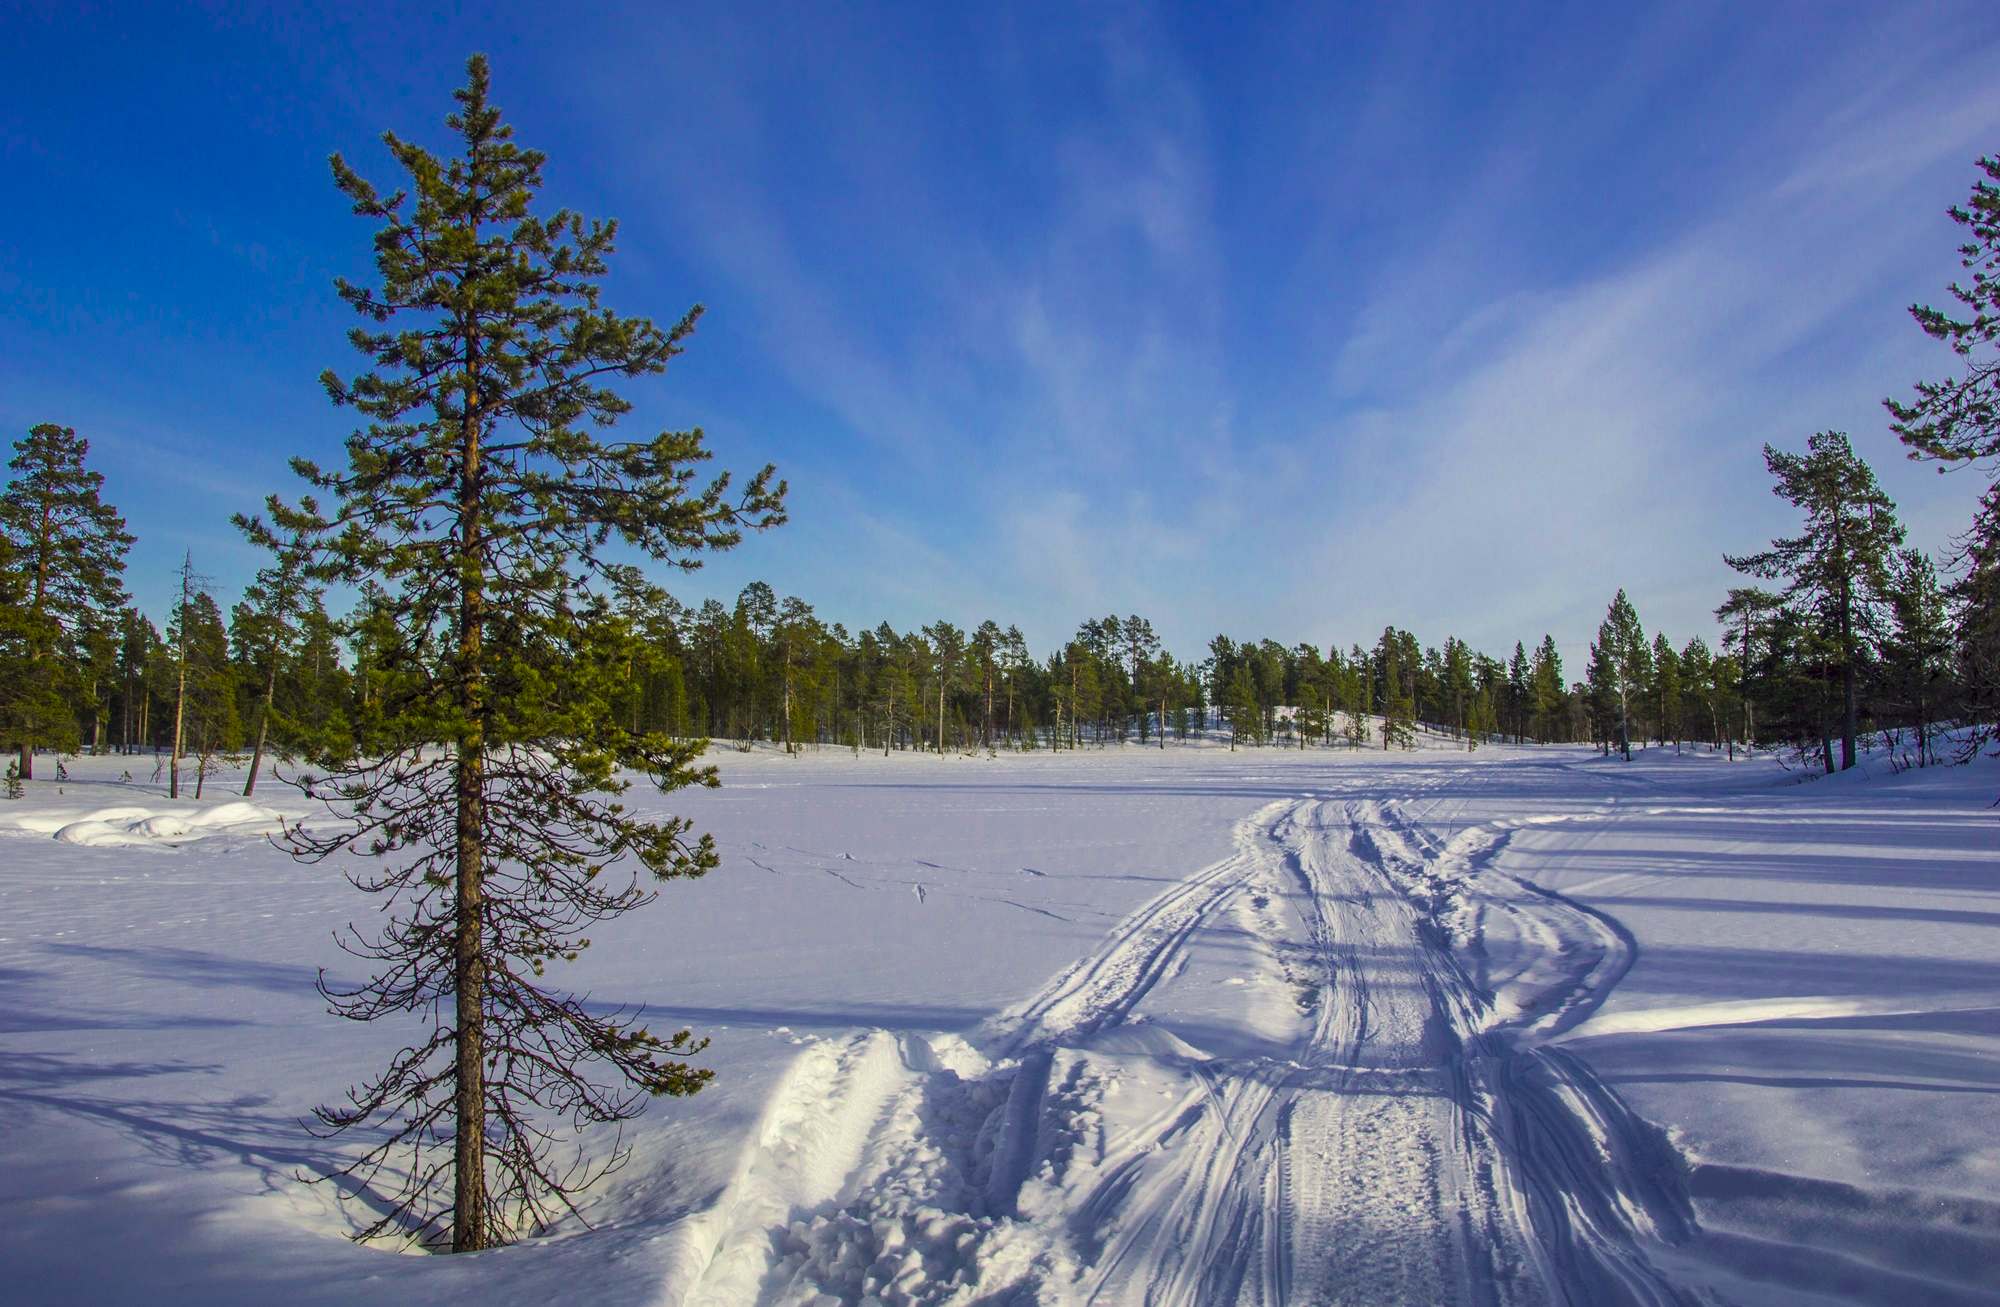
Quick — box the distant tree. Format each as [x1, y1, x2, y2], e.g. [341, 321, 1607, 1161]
[1526, 636, 1564, 743]
[115, 608, 157, 754]
[233, 526, 316, 796]
[1727, 432, 1904, 770]
[775, 595, 815, 754]
[1590, 591, 1647, 760]
[1222, 663, 1256, 750]
[240, 57, 784, 1251]
[1651, 634, 1681, 751]
[174, 584, 239, 799]
[165, 552, 199, 798]
[921, 620, 966, 753]
[1882, 548, 1952, 766]
[0, 423, 133, 779]
[1954, 484, 2000, 757]
[1465, 685, 1496, 750]
[999, 625, 1029, 745]
[971, 620, 1001, 747]
[1715, 587, 1779, 757]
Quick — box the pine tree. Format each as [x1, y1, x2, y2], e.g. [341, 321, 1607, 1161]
[170, 585, 238, 799]
[1880, 161, 2000, 762]
[1591, 591, 1647, 760]
[1886, 156, 2000, 469]
[775, 595, 815, 754]
[233, 527, 316, 796]
[922, 620, 966, 753]
[1714, 587, 1779, 757]
[0, 423, 133, 780]
[1678, 636, 1718, 750]
[166, 552, 198, 799]
[1883, 548, 1951, 766]
[1225, 663, 1258, 750]
[1652, 634, 1682, 751]
[1954, 483, 2000, 756]
[240, 57, 784, 1251]
[1465, 685, 1496, 750]
[1726, 432, 1904, 770]
[115, 608, 155, 754]
[1529, 635, 1565, 744]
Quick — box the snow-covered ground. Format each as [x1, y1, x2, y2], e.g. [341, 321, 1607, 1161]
[2, 736, 1997, 1305]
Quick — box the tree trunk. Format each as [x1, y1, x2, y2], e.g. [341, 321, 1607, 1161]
[245, 652, 278, 797]
[170, 590, 189, 800]
[451, 312, 490, 1254]
[1839, 574, 1858, 770]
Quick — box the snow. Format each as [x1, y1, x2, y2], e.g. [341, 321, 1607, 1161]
[7, 799, 286, 847]
[2, 736, 1997, 1305]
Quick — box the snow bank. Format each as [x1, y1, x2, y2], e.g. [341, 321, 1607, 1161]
[7, 799, 285, 847]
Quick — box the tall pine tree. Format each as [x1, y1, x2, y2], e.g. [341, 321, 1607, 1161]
[241, 57, 785, 1250]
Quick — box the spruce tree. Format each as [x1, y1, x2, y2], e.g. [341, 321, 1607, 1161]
[1726, 432, 1904, 770]
[0, 423, 133, 779]
[241, 57, 784, 1251]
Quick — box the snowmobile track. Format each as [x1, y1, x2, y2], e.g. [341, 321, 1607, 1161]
[678, 772, 1702, 1307]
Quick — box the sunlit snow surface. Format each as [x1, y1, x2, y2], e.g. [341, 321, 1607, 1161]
[2, 737, 1997, 1305]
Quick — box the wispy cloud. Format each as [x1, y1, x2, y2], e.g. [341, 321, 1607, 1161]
[580, 4, 2000, 659]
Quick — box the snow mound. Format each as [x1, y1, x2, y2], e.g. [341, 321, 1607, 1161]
[22, 801, 285, 848]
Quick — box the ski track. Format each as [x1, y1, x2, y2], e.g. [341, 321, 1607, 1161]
[673, 771, 1704, 1306]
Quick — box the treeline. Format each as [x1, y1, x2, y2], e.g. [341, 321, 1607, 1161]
[0, 432, 1985, 782]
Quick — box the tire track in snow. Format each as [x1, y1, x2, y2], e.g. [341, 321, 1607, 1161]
[980, 799, 1297, 1062]
[671, 778, 1699, 1306]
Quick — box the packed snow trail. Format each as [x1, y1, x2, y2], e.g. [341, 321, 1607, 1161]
[672, 768, 1701, 1306]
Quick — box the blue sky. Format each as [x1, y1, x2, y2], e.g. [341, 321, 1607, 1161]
[4, 2, 1997, 667]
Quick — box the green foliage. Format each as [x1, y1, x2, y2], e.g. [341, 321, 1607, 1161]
[1726, 431, 1905, 770]
[240, 56, 784, 1251]
[0, 424, 132, 775]
[1589, 590, 1648, 759]
[1886, 155, 2000, 468]
[1882, 548, 1952, 766]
